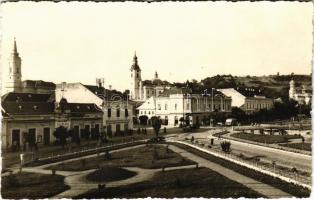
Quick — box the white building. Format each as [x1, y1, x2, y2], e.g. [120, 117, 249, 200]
[55, 82, 134, 136]
[217, 88, 273, 114]
[129, 52, 170, 102]
[289, 79, 311, 105]
[137, 87, 232, 126]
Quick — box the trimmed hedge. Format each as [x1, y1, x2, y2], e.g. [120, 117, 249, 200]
[170, 142, 310, 197]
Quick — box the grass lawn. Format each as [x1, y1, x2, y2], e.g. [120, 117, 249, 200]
[46, 145, 196, 171]
[1, 172, 69, 199]
[230, 132, 301, 144]
[171, 142, 310, 197]
[278, 143, 311, 152]
[76, 167, 264, 198]
[2, 128, 182, 169]
[213, 130, 229, 137]
[86, 167, 137, 182]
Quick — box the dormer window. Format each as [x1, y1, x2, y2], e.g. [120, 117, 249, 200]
[28, 94, 32, 98]
[18, 105, 23, 110]
[87, 106, 90, 110]
[33, 105, 38, 110]
[76, 106, 80, 109]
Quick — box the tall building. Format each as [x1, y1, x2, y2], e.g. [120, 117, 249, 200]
[289, 79, 312, 105]
[6, 38, 22, 93]
[129, 52, 170, 102]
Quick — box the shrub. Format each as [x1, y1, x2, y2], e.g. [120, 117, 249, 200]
[220, 141, 231, 153]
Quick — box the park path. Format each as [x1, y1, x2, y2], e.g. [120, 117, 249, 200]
[168, 145, 293, 198]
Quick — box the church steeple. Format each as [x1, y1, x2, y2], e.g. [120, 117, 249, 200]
[13, 37, 18, 54]
[131, 51, 141, 71]
[6, 37, 22, 92]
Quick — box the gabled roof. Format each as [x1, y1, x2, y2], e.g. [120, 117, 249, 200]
[83, 85, 128, 101]
[1, 92, 54, 103]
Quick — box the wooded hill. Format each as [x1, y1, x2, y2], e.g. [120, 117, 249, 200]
[172, 74, 311, 100]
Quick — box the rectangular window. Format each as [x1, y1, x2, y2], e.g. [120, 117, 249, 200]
[117, 109, 120, 117]
[165, 104, 168, 110]
[125, 108, 128, 117]
[108, 108, 111, 117]
[158, 104, 161, 110]
[175, 104, 177, 110]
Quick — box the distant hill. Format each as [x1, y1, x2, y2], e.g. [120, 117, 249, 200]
[199, 74, 312, 99]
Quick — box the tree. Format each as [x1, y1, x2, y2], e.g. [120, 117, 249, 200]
[53, 126, 70, 148]
[231, 107, 246, 122]
[151, 116, 162, 137]
[139, 115, 149, 125]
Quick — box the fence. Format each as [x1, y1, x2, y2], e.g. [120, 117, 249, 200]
[168, 139, 311, 190]
[24, 139, 147, 167]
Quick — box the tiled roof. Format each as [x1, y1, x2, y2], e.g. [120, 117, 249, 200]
[23, 80, 56, 89]
[235, 87, 264, 97]
[83, 85, 127, 101]
[67, 103, 103, 113]
[159, 87, 192, 97]
[1, 102, 55, 115]
[1, 92, 54, 103]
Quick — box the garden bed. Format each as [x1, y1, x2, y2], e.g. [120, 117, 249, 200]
[278, 143, 311, 152]
[76, 167, 264, 198]
[46, 145, 195, 171]
[170, 142, 310, 197]
[86, 167, 137, 182]
[1, 172, 69, 199]
[230, 132, 302, 144]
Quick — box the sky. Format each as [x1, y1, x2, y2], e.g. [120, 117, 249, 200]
[0, 2, 312, 92]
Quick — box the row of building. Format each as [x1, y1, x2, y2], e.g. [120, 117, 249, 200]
[1, 39, 311, 149]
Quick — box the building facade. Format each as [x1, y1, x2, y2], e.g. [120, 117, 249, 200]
[137, 87, 232, 126]
[1, 92, 103, 149]
[289, 79, 312, 105]
[217, 88, 274, 114]
[55, 82, 134, 136]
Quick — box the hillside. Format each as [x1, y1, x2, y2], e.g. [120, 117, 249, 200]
[197, 74, 312, 99]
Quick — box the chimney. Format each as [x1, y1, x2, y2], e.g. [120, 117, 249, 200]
[96, 78, 104, 88]
[109, 85, 112, 90]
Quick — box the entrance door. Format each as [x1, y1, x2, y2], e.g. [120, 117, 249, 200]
[116, 124, 121, 135]
[12, 129, 20, 146]
[73, 125, 80, 139]
[43, 128, 50, 145]
[107, 125, 112, 137]
[28, 128, 36, 146]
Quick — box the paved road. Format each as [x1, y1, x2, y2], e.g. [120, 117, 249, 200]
[169, 129, 312, 173]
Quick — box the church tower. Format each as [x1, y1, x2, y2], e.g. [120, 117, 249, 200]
[6, 38, 22, 93]
[130, 52, 142, 100]
[289, 79, 295, 99]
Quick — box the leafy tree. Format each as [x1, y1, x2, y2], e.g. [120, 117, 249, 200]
[53, 126, 70, 148]
[231, 107, 246, 122]
[151, 116, 162, 137]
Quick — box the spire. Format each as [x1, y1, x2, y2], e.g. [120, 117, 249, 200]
[154, 71, 159, 79]
[131, 51, 140, 71]
[133, 51, 138, 64]
[13, 37, 19, 55]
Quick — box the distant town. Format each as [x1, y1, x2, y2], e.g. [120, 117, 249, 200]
[1, 39, 312, 199]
